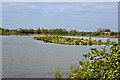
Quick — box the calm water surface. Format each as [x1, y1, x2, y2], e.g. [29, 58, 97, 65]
[2, 35, 118, 78]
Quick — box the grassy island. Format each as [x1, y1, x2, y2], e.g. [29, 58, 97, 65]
[33, 36, 107, 45]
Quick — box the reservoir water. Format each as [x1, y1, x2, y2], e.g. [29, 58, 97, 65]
[2, 35, 118, 78]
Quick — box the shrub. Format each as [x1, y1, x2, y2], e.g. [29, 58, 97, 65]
[55, 42, 120, 79]
[102, 32, 105, 35]
[98, 39, 102, 42]
[85, 39, 88, 41]
[110, 32, 115, 35]
[49, 40, 52, 43]
[82, 42, 87, 45]
[94, 32, 101, 36]
[81, 38, 84, 40]
[106, 33, 109, 35]
[107, 39, 110, 45]
[89, 41, 92, 45]
[81, 32, 87, 36]
[89, 37, 92, 40]
[75, 41, 79, 45]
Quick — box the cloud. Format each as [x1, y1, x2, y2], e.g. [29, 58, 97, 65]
[3, 2, 117, 18]
[39, 2, 117, 17]
[2, 2, 118, 31]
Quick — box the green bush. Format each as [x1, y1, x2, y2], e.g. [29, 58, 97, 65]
[75, 41, 79, 45]
[82, 42, 87, 45]
[89, 37, 92, 40]
[110, 32, 115, 35]
[55, 42, 120, 79]
[98, 39, 102, 42]
[89, 41, 92, 45]
[94, 32, 101, 36]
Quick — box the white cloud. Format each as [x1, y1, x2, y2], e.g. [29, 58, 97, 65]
[2, 2, 117, 18]
[44, 2, 117, 17]
[2, 2, 118, 31]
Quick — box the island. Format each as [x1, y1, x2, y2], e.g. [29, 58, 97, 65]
[33, 36, 107, 45]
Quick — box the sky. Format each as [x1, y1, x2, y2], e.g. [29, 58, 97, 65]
[2, 0, 120, 2]
[2, 2, 118, 32]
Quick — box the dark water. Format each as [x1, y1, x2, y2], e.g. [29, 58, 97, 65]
[2, 35, 118, 78]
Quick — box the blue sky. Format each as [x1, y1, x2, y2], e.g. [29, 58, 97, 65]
[2, 2, 118, 32]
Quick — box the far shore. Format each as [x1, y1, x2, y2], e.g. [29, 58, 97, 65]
[1, 27, 119, 38]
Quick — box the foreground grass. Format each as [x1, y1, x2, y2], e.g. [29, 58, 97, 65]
[33, 36, 107, 45]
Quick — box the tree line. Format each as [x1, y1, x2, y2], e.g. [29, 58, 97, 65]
[0, 27, 119, 37]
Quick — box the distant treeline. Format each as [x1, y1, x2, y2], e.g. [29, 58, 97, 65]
[0, 27, 119, 37]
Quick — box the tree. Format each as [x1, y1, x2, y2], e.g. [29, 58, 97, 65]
[3, 29, 9, 33]
[41, 28, 48, 34]
[70, 30, 78, 36]
[36, 28, 41, 34]
[104, 29, 111, 32]
[62, 29, 69, 35]
[97, 28, 111, 32]
[29, 29, 34, 34]
[19, 28, 24, 33]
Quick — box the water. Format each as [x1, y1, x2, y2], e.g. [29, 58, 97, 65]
[62, 36, 118, 42]
[2, 35, 118, 78]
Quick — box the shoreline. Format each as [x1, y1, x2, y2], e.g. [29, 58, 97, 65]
[1, 34, 119, 38]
